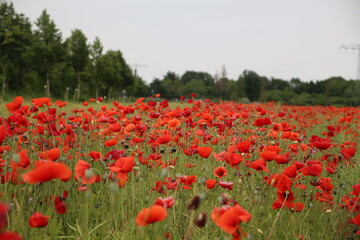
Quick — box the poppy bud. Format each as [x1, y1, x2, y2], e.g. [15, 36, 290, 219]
[12, 154, 19, 163]
[193, 211, 207, 228]
[110, 181, 119, 193]
[160, 168, 169, 178]
[187, 195, 201, 211]
[257, 228, 264, 235]
[85, 169, 94, 180]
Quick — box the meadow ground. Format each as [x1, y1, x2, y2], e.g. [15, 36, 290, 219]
[0, 96, 359, 240]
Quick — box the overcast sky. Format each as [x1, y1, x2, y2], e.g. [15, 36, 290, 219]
[10, 0, 360, 83]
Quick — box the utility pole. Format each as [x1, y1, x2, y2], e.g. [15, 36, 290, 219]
[340, 44, 360, 105]
[130, 64, 148, 78]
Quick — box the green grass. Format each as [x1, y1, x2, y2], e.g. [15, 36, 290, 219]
[0, 99, 359, 240]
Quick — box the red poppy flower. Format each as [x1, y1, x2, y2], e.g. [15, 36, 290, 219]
[275, 174, 293, 193]
[75, 159, 96, 184]
[167, 119, 181, 130]
[132, 137, 144, 143]
[298, 163, 322, 177]
[236, 141, 251, 153]
[104, 138, 118, 147]
[109, 122, 121, 132]
[154, 196, 175, 209]
[180, 175, 197, 186]
[0, 231, 22, 240]
[284, 165, 297, 178]
[39, 148, 60, 161]
[116, 172, 129, 187]
[0, 126, 6, 145]
[340, 147, 356, 159]
[54, 196, 67, 214]
[136, 205, 167, 226]
[28, 212, 49, 228]
[351, 213, 360, 226]
[0, 203, 8, 229]
[260, 151, 277, 161]
[315, 178, 334, 192]
[287, 202, 305, 212]
[110, 157, 135, 173]
[218, 180, 233, 190]
[274, 154, 289, 164]
[213, 167, 227, 178]
[313, 141, 331, 150]
[31, 97, 52, 107]
[249, 159, 270, 173]
[6, 96, 23, 113]
[12, 150, 30, 169]
[88, 151, 102, 161]
[197, 146, 212, 158]
[23, 161, 72, 184]
[205, 179, 217, 189]
[254, 117, 272, 127]
[211, 205, 251, 235]
[156, 135, 172, 145]
[55, 100, 68, 107]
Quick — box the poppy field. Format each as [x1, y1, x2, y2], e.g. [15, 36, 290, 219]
[0, 96, 359, 240]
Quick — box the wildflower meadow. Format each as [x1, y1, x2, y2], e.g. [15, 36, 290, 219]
[0, 95, 359, 240]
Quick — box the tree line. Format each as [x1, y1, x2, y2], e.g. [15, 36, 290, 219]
[1, 3, 359, 106]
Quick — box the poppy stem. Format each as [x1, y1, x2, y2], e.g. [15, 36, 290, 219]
[183, 211, 195, 240]
[266, 194, 288, 240]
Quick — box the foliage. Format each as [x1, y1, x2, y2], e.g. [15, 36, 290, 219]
[0, 3, 359, 107]
[0, 97, 359, 240]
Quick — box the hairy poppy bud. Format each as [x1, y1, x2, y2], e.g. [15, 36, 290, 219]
[193, 211, 207, 228]
[187, 195, 201, 211]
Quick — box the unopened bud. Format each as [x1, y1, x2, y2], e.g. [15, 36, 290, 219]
[13, 154, 19, 163]
[270, 178, 276, 186]
[160, 168, 169, 178]
[187, 195, 201, 211]
[193, 211, 207, 228]
[85, 169, 94, 180]
[110, 181, 119, 193]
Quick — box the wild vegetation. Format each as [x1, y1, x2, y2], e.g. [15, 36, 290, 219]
[0, 95, 359, 239]
[1, 3, 360, 106]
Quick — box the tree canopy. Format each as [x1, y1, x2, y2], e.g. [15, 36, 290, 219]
[0, 3, 359, 106]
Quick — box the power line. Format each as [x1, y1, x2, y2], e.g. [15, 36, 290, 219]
[339, 44, 360, 105]
[130, 64, 148, 78]
[339, 44, 360, 80]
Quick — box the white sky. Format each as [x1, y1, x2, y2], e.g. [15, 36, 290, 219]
[10, 0, 360, 83]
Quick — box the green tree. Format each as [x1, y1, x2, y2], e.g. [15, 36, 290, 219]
[213, 77, 234, 100]
[67, 29, 89, 100]
[89, 37, 103, 98]
[242, 70, 262, 102]
[0, 3, 32, 98]
[149, 78, 165, 96]
[268, 78, 290, 91]
[32, 9, 64, 97]
[161, 71, 180, 99]
[97, 50, 134, 100]
[180, 79, 207, 98]
[130, 77, 149, 97]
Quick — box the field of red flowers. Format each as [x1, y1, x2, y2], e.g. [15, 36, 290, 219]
[0, 96, 359, 240]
